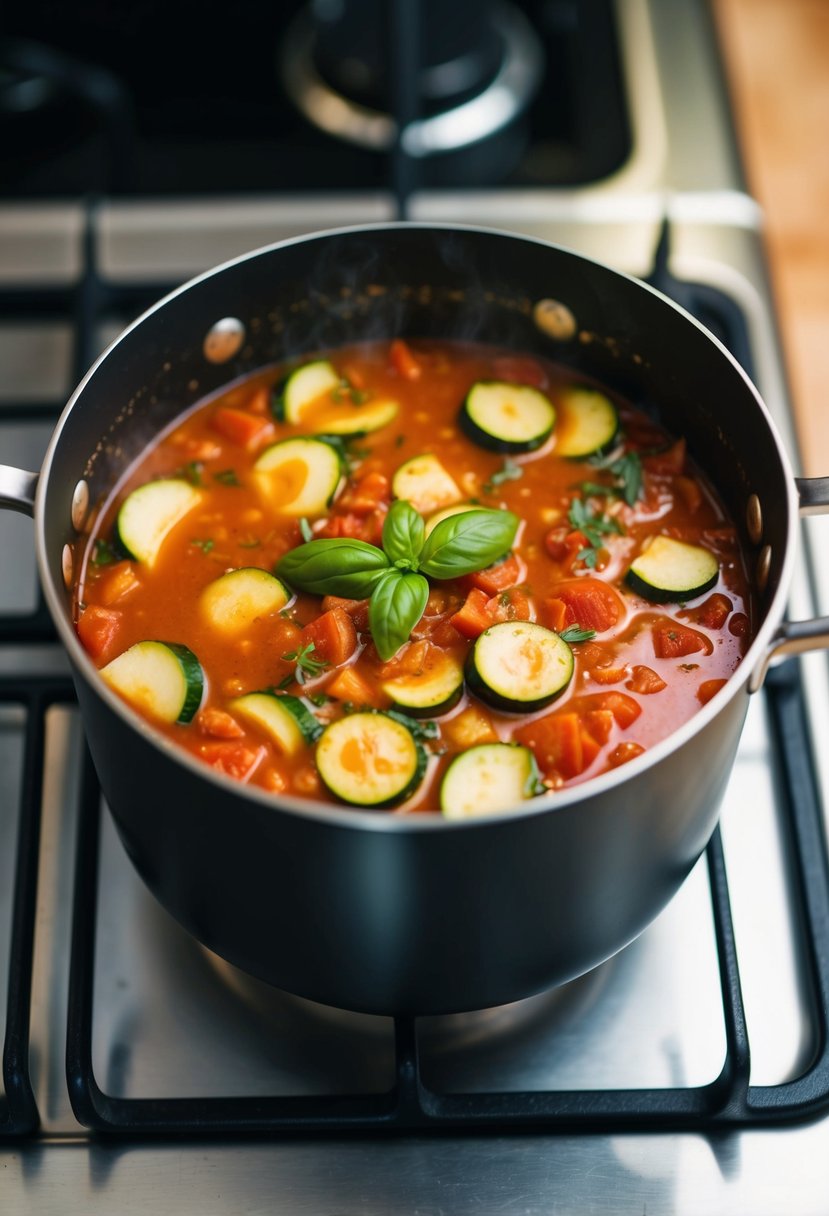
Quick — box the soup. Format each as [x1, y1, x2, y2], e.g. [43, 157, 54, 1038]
[73, 339, 753, 815]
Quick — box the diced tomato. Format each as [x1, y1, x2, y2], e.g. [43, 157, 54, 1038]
[516, 712, 585, 779]
[542, 597, 568, 632]
[199, 741, 266, 781]
[485, 587, 532, 624]
[644, 437, 686, 475]
[301, 607, 358, 667]
[97, 561, 140, 606]
[327, 664, 387, 708]
[341, 362, 367, 390]
[338, 471, 391, 515]
[379, 639, 430, 679]
[77, 605, 123, 663]
[683, 593, 732, 631]
[578, 724, 602, 769]
[582, 709, 615, 746]
[390, 338, 422, 380]
[652, 621, 713, 659]
[729, 613, 749, 637]
[429, 620, 465, 648]
[463, 552, 522, 595]
[579, 691, 642, 729]
[698, 678, 727, 705]
[443, 705, 498, 749]
[212, 406, 274, 450]
[544, 526, 586, 564]
[262, 766, 287, 792]
[321, 596, 371, 633]
[608, 741, 646, 768]
[675, 475, 702, 512]
[196, 707, 245, 739]
[589, 665, 628, 686]
[491, 355, 547, 388]
[626, 665, 667, 695]
[319, 512, 368, 540]
[245, 385, 271, 415]
[549, 577, 624, 634]
[449, 588, 493, 639]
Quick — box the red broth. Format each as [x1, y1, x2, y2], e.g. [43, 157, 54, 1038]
[73, 339, 753, 812]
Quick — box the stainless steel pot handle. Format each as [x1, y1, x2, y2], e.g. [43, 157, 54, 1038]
[0, 464, 38, 517]
[750, 477, 829, 692]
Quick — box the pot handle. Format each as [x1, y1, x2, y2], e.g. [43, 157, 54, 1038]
[750, 477, 829, 692]
[0, 464, 38, 517]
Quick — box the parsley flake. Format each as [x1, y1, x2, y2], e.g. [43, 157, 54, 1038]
[560, 624, 597, 644]
[484, 458, 523, 494]
[214, 468, 241, 486]
[567, 498, 623, 566]
[190, 538, 215, 553]
[281, 641, 330, 684]
[90, 538, 117, 566]
[587, 450, 643, 506]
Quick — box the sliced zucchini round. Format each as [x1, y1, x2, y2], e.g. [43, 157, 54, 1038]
[253, 437, 342, 516]
[441, 743, 544, 819]
[460, 381, 555, 453]
[312, 398, 399, 436]
[199, 568, 291, 634]
[626, 535, 719, 603]
[101, 641, 204, 724]
[231, 692, 322, 755]
[424, 502, 478, 537]
[116, 479, 202, 567]
[381, 651, 464, 717]
[555, 388, 619, 458]
[466, 621, 574, 712]
[277, 360, 341, 425]
[316, 711, 426, 807]
[392, 453, 462, 516]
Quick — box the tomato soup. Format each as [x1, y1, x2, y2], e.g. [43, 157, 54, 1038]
[73, 339, 753, 815]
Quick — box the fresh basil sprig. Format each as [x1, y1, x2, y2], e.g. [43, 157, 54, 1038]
[275, 500, 518, 659]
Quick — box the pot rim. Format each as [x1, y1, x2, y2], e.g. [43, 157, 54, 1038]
[35, 220, 800, 833]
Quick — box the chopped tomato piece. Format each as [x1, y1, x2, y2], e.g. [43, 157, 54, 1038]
[212, 407, 274, 450]
[590, 666, 628, 685]
[262, 766, 287, 792]
[579, 691, 642, 729]
[390, 338, 422, 380]
[608, 741, 646, 768]
[327, 664, 387, 708]
[644, 437, 686, 475]
[449, 588, 493, 639]
[698, 678, 727, 705]
[429, 620, 465, 648]
[77, 605, 123, 663]
[549, 577, 624, 634]
[652, 621, 713, 659]
[301, 608, 359, 668]
[516, 712, 585, 779]
[245, 385, 271, 415]
[582, 709, 615, 745]
[578, 725, 602, 769]
[626, 665, 667, 695]
[319, 512, 369, 540]
[379, 639, 430, 678]
[199, 741, 266, 781]
[683, 593, 732, 631]
[542, 597, 568, 632]
[196, 707, 245, 739]
[464, 552, 522, 595]
[443, 705, 498, 749]
[544, 527, 587, 566]
[321, 596, 371, 633]
[97, 561, 140, 606]
[338, 471, 391, 515]
[675, 475, 702, 512]
[491, 355, 547, 388]
[728, 613, 749, 637]
[485, 587, 532, 624]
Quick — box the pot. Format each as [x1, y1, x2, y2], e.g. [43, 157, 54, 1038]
[3, 223, 828, 1015]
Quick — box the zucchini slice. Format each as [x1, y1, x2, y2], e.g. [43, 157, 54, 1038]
[460, 381, 555, 453]
[316, 711, 426, 807]
[381, 651, 464, 717]
[253, 437, 342, 515]
[231, 692, 322, 755]
[277, 360, 341, 425]
[101, 641, 204, 724]
[311, 397, 399, 436]
[466, 620, 574, 712]
[555, 388, 619, 458]
[116, 479, 202, 567]
[392, 453, 462, 515]
[199, 568, 291, 634]
[626, 535, 719, 603]
[441, 743, 544, 819]
[424, 502, 478, 537]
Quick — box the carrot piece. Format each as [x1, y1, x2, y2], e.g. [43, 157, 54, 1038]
[684, 593, 732, 631]
[245, 385, 271, 415]
[491, 355, 547, 388]
[542, 597, 568, 632]
[97, 560, 140, 605]
[321, 595, 371, 633]
[338, 471, 391, 515]
[77, 605, 123, 663]
[697, 678, 727, 705]
[582, 709, 615, 745]
[608, 741, 646, 768]
[485, 587, 532, 623]
[199, 741, 265, 781]
[464, 553, 521, 595]
[652, 621, 713, 659]
[196, 707, 245, 739]
[390, 338, 422, 380]
[626, 665, 667, 695]
[549, 577, 623, 634]
[327, 664, 387, 708]
[379, 639, 430, 679]
[443, 706, 498, 749]
[301, 607, 358, 667]
[449, 588, 493, 639]
[516, 712, 584, 779]
[579, 725, 602, 769]
[212, 406, 274, 450]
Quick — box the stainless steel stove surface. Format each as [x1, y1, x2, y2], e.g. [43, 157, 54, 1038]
[3, 2, 829, 1212]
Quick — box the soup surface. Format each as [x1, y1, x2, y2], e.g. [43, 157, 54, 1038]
[73, 339, 753, 815]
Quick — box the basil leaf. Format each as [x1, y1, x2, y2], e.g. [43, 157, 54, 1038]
[369, 570, 429, 660]
[276, 538, 390, 597]
[418, 508, 519, 580]
[382, 499, 425, 570]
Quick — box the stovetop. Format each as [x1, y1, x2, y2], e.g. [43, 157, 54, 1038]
[3, 2, 829, 1213]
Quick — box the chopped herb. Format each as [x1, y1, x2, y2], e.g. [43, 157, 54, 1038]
[238, 537, 261, 549]
[214, 468, 241, 486]
[567, 497, 623, 566]
[580, 480, 613, 498]
[281, 641, 330, 684]
[385, 709, 440, 741]
[350, 388, 369, 405]
[90, 538, 117, 566]
[348, 445, 373, 460]
[179, 460, 204, 487]
[190, 538, 215, 553]
[279, 608, 294, 620]
[277, 674, 294, 690]
[484, 457, 523, 494]
[560, 625, 598, 644]
[588, 450, 643, 507]
[308, 692, 332, 707]
[499, 591, 512, 607]
[299, 517, 314, 543]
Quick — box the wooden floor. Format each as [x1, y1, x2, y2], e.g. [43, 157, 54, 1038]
[714, 0, 829, 475]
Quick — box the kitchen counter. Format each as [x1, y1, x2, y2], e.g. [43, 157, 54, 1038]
[714, 0, 829, 476]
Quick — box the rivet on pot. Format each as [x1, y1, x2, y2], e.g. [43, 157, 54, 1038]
[746, 493, 763, 544]
[203, 317, 245, 364]
[533, 298, 577, 342]
[61, 543, 74, 589]
[71, 479, 89, 532]
[756, 544, 772, 593]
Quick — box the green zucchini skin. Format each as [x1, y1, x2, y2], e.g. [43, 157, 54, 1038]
[440, 743, 544, 818]
[231, 692, 322, 755]
[253, 436, 343, 515]
[459, 381, 555, 454]
[101, 640, 204, 725]
[116, 478, 203, 567]
[381, 653, 464, 718]
[316, 712, 427, 808]
[625, 536, 719, 603]
[274, 360, 341, 424]
[466, 621, 574, 713]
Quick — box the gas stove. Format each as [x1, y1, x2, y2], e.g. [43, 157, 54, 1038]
[3, 2, 829, 1212]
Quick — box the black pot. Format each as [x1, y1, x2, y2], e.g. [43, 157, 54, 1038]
[3, 224, 827, 1015]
